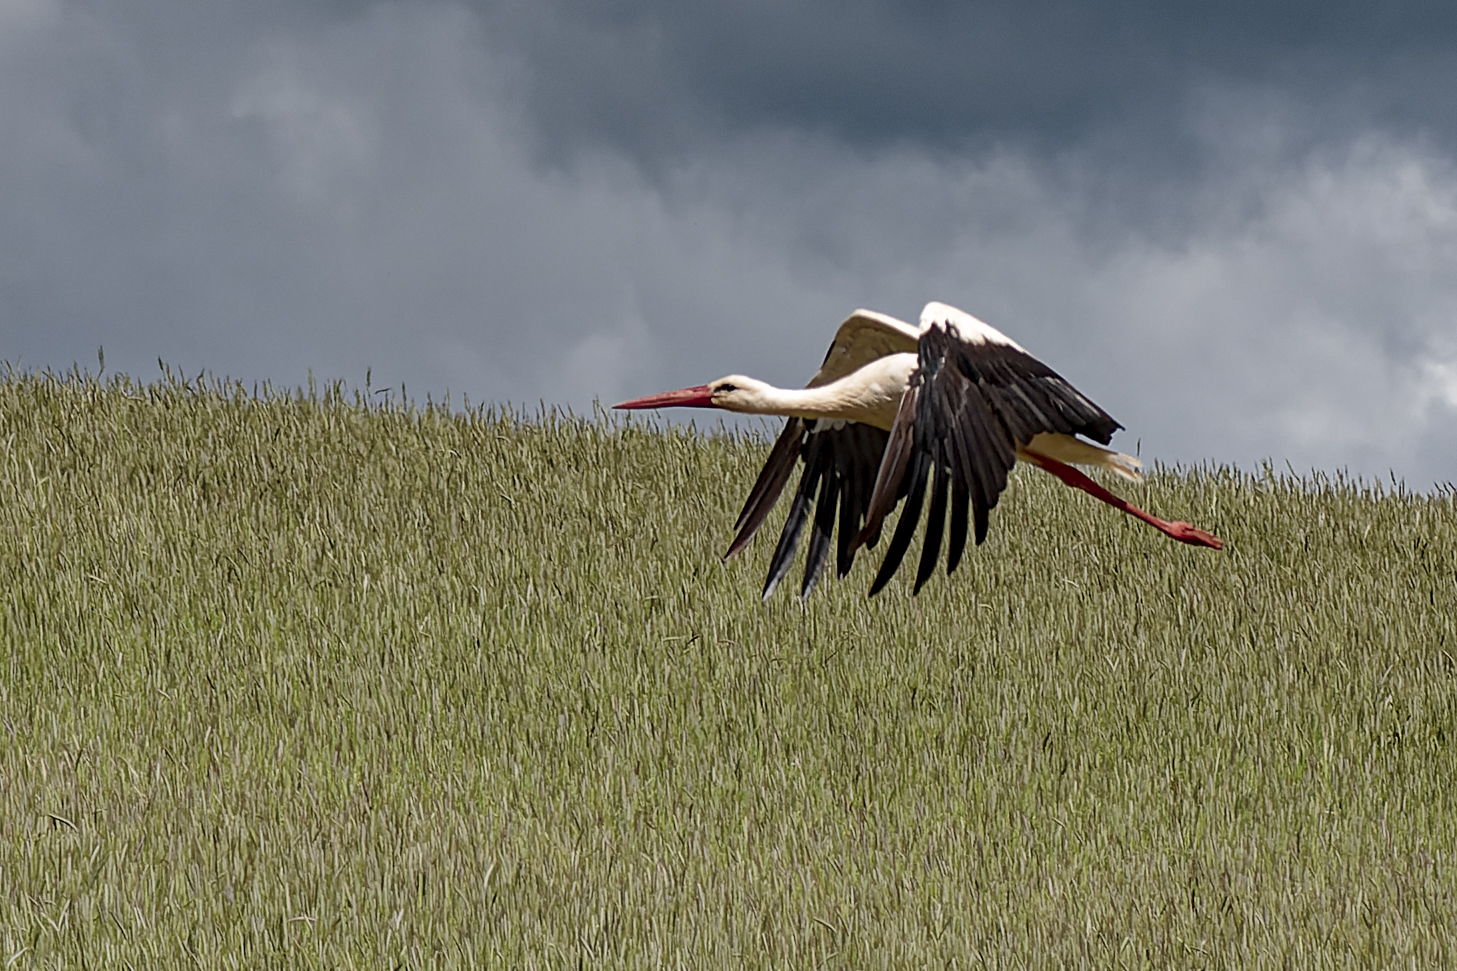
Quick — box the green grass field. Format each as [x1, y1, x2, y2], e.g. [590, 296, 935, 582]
[3, 369, 1456, 968]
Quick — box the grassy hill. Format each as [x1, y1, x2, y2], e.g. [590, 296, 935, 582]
[2, 370, 1456, 967]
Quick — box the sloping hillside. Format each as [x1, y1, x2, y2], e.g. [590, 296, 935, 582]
[3, 372, 1455, 967]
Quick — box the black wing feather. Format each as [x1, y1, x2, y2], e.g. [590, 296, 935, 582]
[947, 472, 970, 575]
[869, 447, 930, 596]
[726, 419, 804, 558]
[836, 429, 883, 575]
[858, 320, 1124, 594]
[915, 450, 950, 594]
[733, 419, 892, 599]
[801, 456, 840, 598]
[761, 443, 823, 600]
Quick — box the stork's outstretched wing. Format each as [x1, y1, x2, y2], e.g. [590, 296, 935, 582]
[725, 418, 890, 600]
[856, 313, 1125, 595]
[806, 310, 921, 388]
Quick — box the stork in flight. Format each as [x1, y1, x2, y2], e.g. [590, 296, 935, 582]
[615, 302, 1222, 599]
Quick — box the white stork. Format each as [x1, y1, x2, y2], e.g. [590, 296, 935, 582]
[615, 302, 1222, 599]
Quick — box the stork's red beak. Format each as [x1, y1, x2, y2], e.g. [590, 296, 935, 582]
[613, 384, 716, 410]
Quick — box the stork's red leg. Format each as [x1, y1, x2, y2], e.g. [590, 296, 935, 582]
[1022, 450, 1224, 550]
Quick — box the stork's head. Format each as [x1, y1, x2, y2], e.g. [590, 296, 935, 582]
[614, 375, 769, 414]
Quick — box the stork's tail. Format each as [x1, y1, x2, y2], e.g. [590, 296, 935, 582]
[1103, 450, 1144, 483]
[1022, 433, 1143, 483]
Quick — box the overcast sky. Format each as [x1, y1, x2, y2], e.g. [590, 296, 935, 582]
[5, 0, 1457, 486]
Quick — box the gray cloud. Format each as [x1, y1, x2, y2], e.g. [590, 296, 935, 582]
[4, 0, 1457, 487]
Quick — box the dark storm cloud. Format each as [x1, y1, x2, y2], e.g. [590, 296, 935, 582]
[472, 0, 1457, 165]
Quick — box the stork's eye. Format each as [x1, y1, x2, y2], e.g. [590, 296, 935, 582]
[717, 383, 738, 393]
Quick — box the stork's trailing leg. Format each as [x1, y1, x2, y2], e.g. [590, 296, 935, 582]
[1022, 450, 1224, 550]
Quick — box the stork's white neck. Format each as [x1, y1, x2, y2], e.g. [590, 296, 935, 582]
[720, 354, 914, 430]
[737, 384, 848, 419]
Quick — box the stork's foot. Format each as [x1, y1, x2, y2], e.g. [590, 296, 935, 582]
[1157, 520, 1225, 550]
